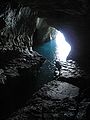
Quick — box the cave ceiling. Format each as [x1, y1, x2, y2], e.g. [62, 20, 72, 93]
[0, 0, 89, 17]
[0, 0, 89, 29]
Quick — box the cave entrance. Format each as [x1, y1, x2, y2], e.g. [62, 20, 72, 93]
[34, 27, 71, 63]
[50, 28, 71, 62]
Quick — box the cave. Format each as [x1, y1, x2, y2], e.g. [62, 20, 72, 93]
[0, 0, 90, 120]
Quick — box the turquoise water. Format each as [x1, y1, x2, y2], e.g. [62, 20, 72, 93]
[34, 40, 56, 63]
[34, 38, 71, 64]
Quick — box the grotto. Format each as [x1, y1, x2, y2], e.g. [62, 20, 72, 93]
[0, 0, 90, 120]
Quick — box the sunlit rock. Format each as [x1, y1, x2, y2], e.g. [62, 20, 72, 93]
[54, 60, 84, 79]
[39, 80, 79, 99]
[33, 18, 51, 45]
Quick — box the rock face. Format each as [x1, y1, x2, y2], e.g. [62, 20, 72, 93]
[54, 60, 90, 90]
[0, 4, 37, 51]
[0, 49, 45, 120]
[0, 49, 45, 84]
[33, 18, 51, 45]
[7, 80, 79, 120]
[0, 1, 47, 84]
[17, 0, 88, 16]
[55, 60, 84, 78]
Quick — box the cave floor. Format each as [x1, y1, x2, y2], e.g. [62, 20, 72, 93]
[6, 59, 90, 120]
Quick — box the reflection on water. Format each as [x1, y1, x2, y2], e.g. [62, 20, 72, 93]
[55, 31, 71, 62]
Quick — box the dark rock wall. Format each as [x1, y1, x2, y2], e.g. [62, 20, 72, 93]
[0, 2, 37, 51]
[16, 0, 88, 15]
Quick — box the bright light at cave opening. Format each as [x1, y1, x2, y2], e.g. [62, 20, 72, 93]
[55, 31, 71, 62]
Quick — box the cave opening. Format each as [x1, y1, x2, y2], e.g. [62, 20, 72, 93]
[50, 28, 71, 62]
[34, 26, 71, 64]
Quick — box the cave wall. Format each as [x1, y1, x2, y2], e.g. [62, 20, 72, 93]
[0, 0, 89, 51]
[0, 2, 37, 51]
[33, 18, 53, 45]
[0, 1, 52, 50]
[0, 0, 89, 56]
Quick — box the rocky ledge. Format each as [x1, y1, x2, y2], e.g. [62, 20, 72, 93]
[0, 49, 45, 84]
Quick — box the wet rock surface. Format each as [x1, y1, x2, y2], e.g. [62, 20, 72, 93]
[54, 60, 90, 89]
[6, 60, 90, 120]
[54, 60, 85, 78]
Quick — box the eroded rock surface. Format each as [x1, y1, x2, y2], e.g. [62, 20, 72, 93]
[0, 50, 45, 84]
[54, 60, 90, 89]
